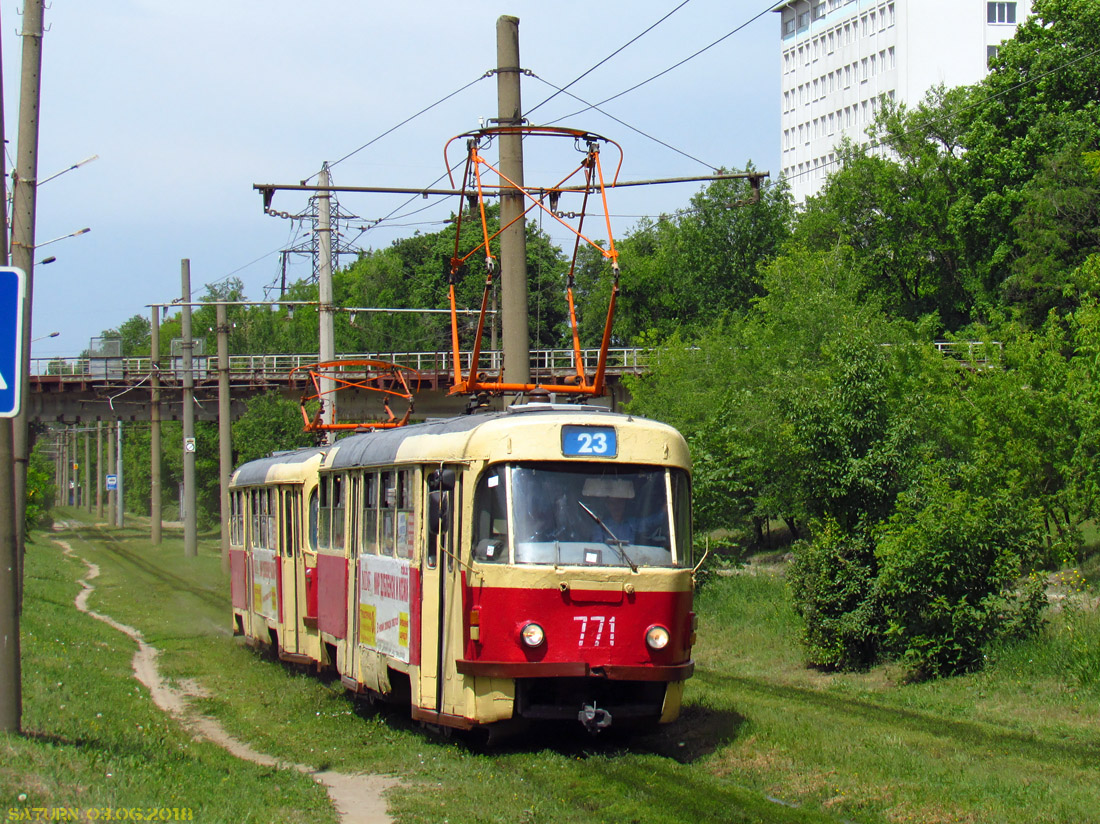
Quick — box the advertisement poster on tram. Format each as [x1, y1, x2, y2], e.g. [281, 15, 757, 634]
[251, 548, 279, 621]
[358, 554, 411, 662]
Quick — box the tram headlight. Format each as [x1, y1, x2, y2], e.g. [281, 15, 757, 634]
[645, 625, 670, 651]
[520, 622, 546, 648]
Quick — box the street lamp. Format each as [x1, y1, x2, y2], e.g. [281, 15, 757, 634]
[31, 331, 59, 343]
[36, 227, 90, 249]
[37, 154, 99, 187]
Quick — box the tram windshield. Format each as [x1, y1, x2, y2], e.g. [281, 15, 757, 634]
[473, 462, 690, 568]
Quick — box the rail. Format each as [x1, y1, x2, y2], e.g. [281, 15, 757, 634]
[29, 342, 998, 380]
[29, 348, 653, 380]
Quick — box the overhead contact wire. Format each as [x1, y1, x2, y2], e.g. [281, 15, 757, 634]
[525, 0, 694, 120]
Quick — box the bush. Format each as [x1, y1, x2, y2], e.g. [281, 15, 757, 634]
[788, 521, 883, 670]
[25, 445, 55, 530]
[874, 474, 1046, 679]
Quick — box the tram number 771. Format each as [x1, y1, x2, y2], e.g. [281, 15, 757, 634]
[574, 615, 616, 647]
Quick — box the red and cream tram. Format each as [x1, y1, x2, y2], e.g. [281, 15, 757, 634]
[229, 402, 695, 734]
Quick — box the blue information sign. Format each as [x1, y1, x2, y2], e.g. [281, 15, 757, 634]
[105, 474, 118, 491]
[0, 267, 26, 418]
[561, 425, 617, 458]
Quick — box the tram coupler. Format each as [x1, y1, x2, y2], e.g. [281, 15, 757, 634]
[578, 703, 612, 734]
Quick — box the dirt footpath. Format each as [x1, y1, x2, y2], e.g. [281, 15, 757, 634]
[54, 535, 398, 824]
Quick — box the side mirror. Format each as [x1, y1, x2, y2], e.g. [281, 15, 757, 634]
[428, 468, 456, 491]
[428, 490, 451, 538]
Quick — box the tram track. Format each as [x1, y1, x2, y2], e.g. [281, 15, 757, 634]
[54, 520, 226, 613]
[49, 524, 399, 824]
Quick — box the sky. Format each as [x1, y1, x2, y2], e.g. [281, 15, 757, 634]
[2, 1, 781, 363]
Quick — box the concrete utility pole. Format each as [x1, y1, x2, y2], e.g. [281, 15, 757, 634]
[317, 164, 336, 439]
[496, 15, 530, 391]
[95, 420, 103, 517]
[115, 422, 123, 528]
[181, 260, 197, 558]
[10, 0, 44, 573]
[60, 431, 68, 507]
[0, 0, 21, 727]
[83, 430, 90, 511]
[107, 422, 116, 528]
[216, 303, 232, 573]
[150, 307, 162, 544]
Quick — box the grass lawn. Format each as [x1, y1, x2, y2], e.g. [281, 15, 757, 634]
[4, 509, 1099, 823]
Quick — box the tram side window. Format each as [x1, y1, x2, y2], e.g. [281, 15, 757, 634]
[308, 487, 319, 551]
[251, 489, 274, 551]
[362, 472, 380, 554]
[266, 488, 278, 550]
[671, 469, 692, 567]
[473, 467, 508, 563]
[249, 490, 260, 549]
[395, 470, 415, 559]
[380, 471, 395, 556]
[318, 477, 331, 551]
[230, 491, 244, 547]
[252, 490, 267, 550]
[332, 475, 345, 550]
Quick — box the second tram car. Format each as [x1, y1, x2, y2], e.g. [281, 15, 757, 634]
[229, 402, 695, 734]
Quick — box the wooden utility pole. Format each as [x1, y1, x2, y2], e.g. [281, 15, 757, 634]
[181, 260, 197, 557]
[216, 302, 232, 573]
[496, 15, 529, 390]
[317, 164, 336, 439]
[150, 306, 162, 544]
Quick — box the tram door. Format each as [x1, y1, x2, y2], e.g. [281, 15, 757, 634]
[419, 466, 460, 715]
[280, 487, 302, 653]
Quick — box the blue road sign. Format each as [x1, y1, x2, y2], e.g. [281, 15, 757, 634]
[105, 474, 118, 491]
[0, 267, 26, 418]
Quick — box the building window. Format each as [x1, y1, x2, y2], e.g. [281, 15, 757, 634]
[784, 17, 796, 36]
[987, 44, 1000, 63]
[987, 2, 1016, 23]
[799, 11, 810, 30]
[812, 2, 826, 21]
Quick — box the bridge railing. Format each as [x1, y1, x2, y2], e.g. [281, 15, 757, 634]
[30, 348, 652, 381]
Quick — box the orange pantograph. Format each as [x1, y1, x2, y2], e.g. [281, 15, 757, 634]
[444, 126, 624, 398]
[292, 359, 419, 434]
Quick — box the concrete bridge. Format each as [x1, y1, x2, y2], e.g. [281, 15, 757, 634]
[28, 348, 649, 424]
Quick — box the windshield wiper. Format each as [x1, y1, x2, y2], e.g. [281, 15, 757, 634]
[578, 502, 638, 573]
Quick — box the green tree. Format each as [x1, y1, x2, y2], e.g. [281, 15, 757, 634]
[606, 170, 791, 342]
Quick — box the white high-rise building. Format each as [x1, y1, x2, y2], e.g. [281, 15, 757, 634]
[774, 0, 1032, 202]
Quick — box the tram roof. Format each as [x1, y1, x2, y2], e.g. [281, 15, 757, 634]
[231, 446, 328, 487]
[324, 404, 686, 471]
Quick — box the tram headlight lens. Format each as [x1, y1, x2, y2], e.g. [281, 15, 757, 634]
[521, 622, 546, 648]
[645, 625, 670, 651]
